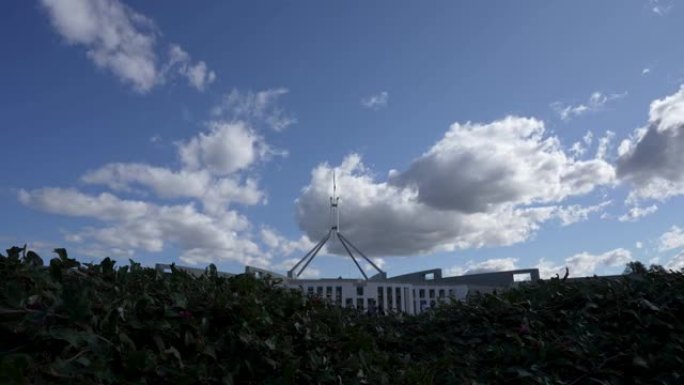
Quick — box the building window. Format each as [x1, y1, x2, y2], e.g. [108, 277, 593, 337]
[368, 298, 376, 313]
[326, 286, 332, 298]
[335, 286, 343, 303]
[438, 289, 445, 298]
[387, 287, 393, 309]
[345, 298, 353, 308]
[430, 300, 436, 308]
[356, 286, 364, 296]
[317, 286, 323, 296]
[307, 286, 314, 295]
[429, 289, 435, 299]
[356, 298, 364, 310]
[448, 289, 454, 297]
[419, 289, 425, 298]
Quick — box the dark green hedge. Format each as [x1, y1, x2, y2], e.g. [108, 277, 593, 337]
[1, 246, 684, 384]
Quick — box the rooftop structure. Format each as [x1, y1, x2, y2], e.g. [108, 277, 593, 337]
[287, 171, 385, 280]
[157, 173, 541, 315]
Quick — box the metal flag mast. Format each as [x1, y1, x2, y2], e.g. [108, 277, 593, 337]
[287, 170, 386, 279]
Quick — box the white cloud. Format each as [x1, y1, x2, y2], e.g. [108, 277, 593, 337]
[569, 131, 594, 158]
[273, 258, 321, 278]
[18, 188, 149, 221]
[536, 248, 633, 278]
[296, 116, 614, 256]
[259, 227, 315, 259]
[165, 45, 216, 91]
[391, 116, 614, 213]
[40, 0, 214, 92]
[551, 91, 627, 121]
[618, 204, 658, 222]
[650, 0, 673, 15]
[636, 241, 643, 249]
[446, 257, 518, 276]
[212, 88, 296, 131]
[82, 163, 264, 215]
[19, 187, 270, 266]
[617, 86, 684, 202]
[596, 131, 615, 160]
[80, 121, 276, 216]
[19, 118, 289, 267]
[179, 122, 275, 176]
[361, 91, 389, 110]
[665, 250, 684, 271]
[642, 68, 652, 75]
[554, 201, 611, 226]
[659, 226, 684, 251]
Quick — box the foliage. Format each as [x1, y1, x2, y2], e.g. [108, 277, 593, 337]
[2, 246, 684, 384]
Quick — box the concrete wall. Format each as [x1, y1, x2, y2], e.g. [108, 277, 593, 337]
[438, 269, 540, 286]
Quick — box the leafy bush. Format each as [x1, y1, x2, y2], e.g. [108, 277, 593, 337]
[2, 246, 684, 384]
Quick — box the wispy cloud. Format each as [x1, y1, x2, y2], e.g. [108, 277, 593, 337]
[618, 204, 658, 222]
[39, 0, 215, 92]
[212, 88, 296, 131]
[361, 91, 389, 110]
[446, 258, 519, 276]
[551, 91, 627, 121]
[649, 0, 673, 15]
[537, 248, 632, 278]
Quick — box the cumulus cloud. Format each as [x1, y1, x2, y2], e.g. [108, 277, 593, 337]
[391, 117, 614, 213]
[536, 248, 633, 278]
[551, 91, 627, 121]
[361, 91, 389, 110]
[617, 86, 684, 202]
[39, 0, 214, 92]
[212, 88, 296, 131]
[82, 163, 264, 215]
[80, 121, 278, 216]
[178, 122, 276, 176]
[19, 117, 292, 267]
[618, 204, 658, 222]
[446, 258, 519, 276]
[659, 226, 684, 251]
[18, 188, 149, 221]
[296, 116, 615, 256]
[19, 187, 268, 266]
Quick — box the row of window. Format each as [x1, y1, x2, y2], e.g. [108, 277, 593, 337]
[414, 288, 455, 299]
[344, 297, 404, 312]
[301, 286, 457, 299]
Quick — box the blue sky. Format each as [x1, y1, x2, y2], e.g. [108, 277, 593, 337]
[2, 0, 684, 279]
